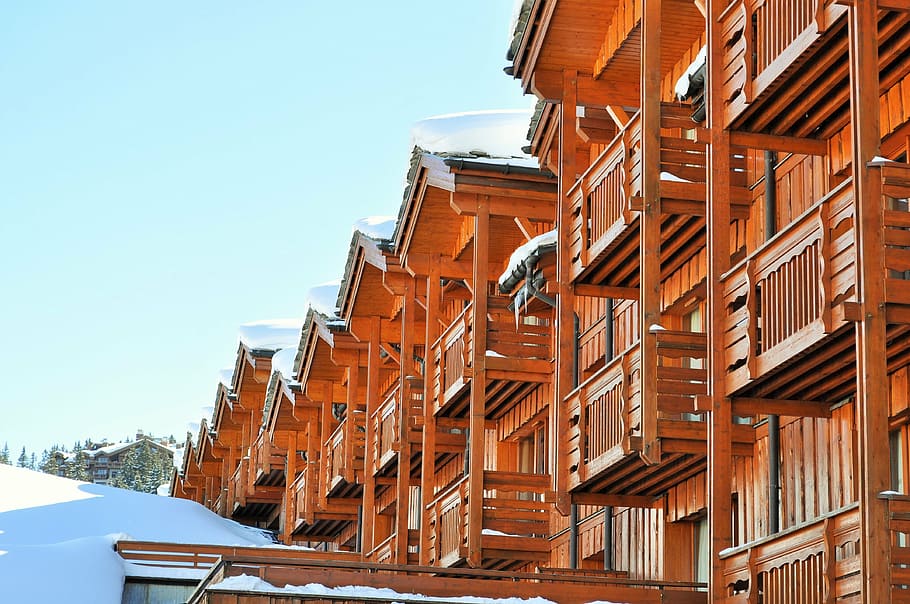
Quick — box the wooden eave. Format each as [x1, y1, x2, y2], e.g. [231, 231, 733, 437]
[594, 0, 703, 100]
[511, 0, 618, 89]
[339, 243, 403, 330]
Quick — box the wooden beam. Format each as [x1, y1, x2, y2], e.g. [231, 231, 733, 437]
[731, 397, 833, 418]
[849, 1, 891, 601]
[570, 492, 659, 508]
[420, 255, 441, 565]
[729, 130, 828, 156]
[404, 253, 473, 280]
[467, 198, 490, 568]
[605, 105, 631, 129]
[707, 0, 734, 599]
[531, 69, 640, 108]
[450, 191, 555, 221]
[396, 278, 415, 564]
[574, 283, 638, 299]
[639, 0, 661, 466]
[554, 70, 578, 517]
[514, 217, 535, 242]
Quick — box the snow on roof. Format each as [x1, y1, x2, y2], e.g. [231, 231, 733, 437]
[270, 346, 297, 381]
[0, 465, 273, 603]
[353, 216, 397, 241]
[86, 439, 173, 458]
[498, 229, 558, 286]
[238, 318, 303, 351]
[209, 574, 558, 603]
[218, 367, 234, 388]
[306, 280, 342, 317]
[410, 109, 534, 159]
[675, 45, 706, 100]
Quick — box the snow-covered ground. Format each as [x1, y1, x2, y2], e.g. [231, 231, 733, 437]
[0, 464, 272, 603]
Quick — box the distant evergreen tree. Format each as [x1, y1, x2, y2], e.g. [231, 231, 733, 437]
[64, 443, 91, 481]
[29, 452, 36, 469]
[0, 443, 10, 464]
[110, 440, 172, 493]
[16, 447, 28, 468]
[39, 446, 64, 476]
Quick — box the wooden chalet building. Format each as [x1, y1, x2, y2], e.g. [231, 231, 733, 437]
[164, 2, 910, 602]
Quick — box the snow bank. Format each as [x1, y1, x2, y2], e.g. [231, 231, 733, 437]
[209, 574, 557, 603]
[306, 280, 342, 317]
[0, 465, 274, 603]
[238, 318, 303, 351]
[410, 110, 533, 159]
[353, 216, 397, 240]
[0, 535, 126, 604]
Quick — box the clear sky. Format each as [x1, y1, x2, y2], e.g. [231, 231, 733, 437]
[0, 2, 532, 456]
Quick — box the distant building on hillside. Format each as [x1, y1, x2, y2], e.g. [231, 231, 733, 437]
[85, 433, 176, 485]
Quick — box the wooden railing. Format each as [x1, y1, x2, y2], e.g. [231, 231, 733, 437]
[722, 180, 855, 393]
[323, 410, 366, 492]
[432, 304, 472, 413]
[432, 298, 552, 414]
[426, 476, 469, 566]
[425, 471, 552, 567]
[117, 540, 361, 571]
[230, 457, 248, 511]
[719, 0, 847, 125]
[252, 431, 285, 482]
[883, 493, 910, 599]
[565, 330, 708, 489]
[720, 504, 860, 603]
[371, 384, 399, 474]
[568, 104, 742, 281]
[881, 163, 910, 307]
[292, 462, 318, 524]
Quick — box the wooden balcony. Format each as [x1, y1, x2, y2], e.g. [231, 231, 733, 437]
[252, 431, 286, 487]
[425, 472, 551, 570]
[431, 297, 552, 417]
[369, 376, 424, 476]
[722, 178, 856, 395]
[324, 411, 366, 496]
[364, 530, 420, 566]
[290, 462, 357, 541]
[230, 456, 282, 522]
[568, 104, 748, 285]
[719, 504, 860, 602]
[719, 0, 910, 136]
[565, 330, 753, 496]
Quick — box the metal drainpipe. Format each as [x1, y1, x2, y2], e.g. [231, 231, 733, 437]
[603, 297, 614, 570]
[523, 257, 581, 568]
[764, 150, 781, 534]
[356, 504, 363, 553]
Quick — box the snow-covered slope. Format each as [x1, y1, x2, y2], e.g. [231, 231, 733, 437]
[0, 465, 272, 603]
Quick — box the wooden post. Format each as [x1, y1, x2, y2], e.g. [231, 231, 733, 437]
[555, 69, 577, 515]
[396, 277, 415, 564]
[467, 197, 490, 567]
[283, 430, 298, 544]
[848, 1, 890, 600]
[640, 0, 662, 465]
[707, 0, 734, 600]
[420, 256, 442, 565]
[343, 355, 359, 486]
[361, 316, 381, 557]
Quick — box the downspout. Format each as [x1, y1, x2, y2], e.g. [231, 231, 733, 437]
[356, 504, 363, 553]
[603, 297, 614, 570]
[522, 256, 582, 568]
[764, 150, 781, 534]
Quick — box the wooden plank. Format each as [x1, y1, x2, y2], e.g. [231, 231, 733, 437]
[732, 397, 833, 418]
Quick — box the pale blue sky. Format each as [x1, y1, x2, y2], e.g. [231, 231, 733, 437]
[0, 2, 531, 456]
